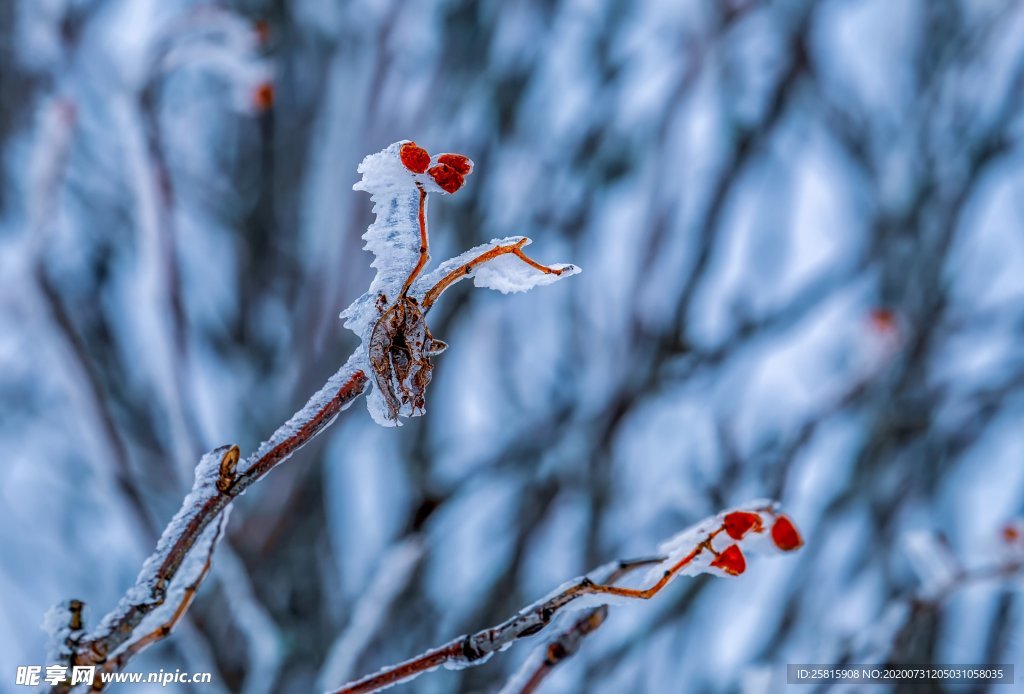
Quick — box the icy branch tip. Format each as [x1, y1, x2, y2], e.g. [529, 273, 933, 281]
[342, 140, 580, 427]
[353, 140, 474, 195]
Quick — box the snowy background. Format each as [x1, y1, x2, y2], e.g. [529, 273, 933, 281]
[2, 0, 1024, 691]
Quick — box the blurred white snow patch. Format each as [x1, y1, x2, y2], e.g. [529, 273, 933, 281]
[519, 491, 589, 600]
[498, 641, 551, 694]
[214, 546, 282, 694]
[940, 416, 1024, 549]
[939, 581, 1010, 666]
[727, 281, 873, 454]
[324, 421, 410, 598]
[607, 390, 718, 541]
[816, 0, 919, 121]
[740, 666, 776, 694]
[787, 417, 861, 525]
[425, 474, 523, 632]
[950, 168, 1024, 310]
[903, 532, 959, 599]
[640, 626, 685, 692]
[92, 0, 168, 88]
[317, 538, 423, 690]
[14, 0, 67, 71]
[424, 304, 513, 483]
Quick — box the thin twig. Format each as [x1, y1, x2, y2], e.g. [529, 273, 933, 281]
[333, 503, 799, 694]
[98, 514, 229, 685]
[508, 558, 657, 694]
[64, 362, 368, 677]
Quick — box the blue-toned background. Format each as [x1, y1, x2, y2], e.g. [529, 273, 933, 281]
[2, 0, 1023, 691]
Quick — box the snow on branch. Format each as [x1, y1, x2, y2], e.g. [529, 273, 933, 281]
[44, 140, 579, 690]
[499, 559, 656, 694]
[331, 502, 804, 694]
[341, 140, 580, 426]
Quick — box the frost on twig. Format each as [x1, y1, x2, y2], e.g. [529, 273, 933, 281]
[340, 140, 580, 426]
[332, 501, 804, 694]
[44, 139, 578, 689]
[499, 558, 656, 694]
[44, 446, 236, 689]
[46, 357, 367, 691]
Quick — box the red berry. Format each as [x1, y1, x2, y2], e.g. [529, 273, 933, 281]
[253, 82, 275, 111]
[710, 544, 746, 576]
[400, 142, 431, 174]
[869, 308, 897, 334]
[438, 153, 472, 175]
[1003, 524, 1020, 543]
[723, 511, 763, 540]
[254, 20, 270, 44]
[428, 163, 465, 193]
[771, 515, 803, 551]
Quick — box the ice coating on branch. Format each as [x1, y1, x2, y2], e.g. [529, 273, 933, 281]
[346, 142, 431, 312]
[644, 499, 796, 585]
[410, 236, 581, 297]
[334, 502, 803, 693]
[89, 446, 233, 641]
[118, 509, 228, 656]
[241, 353, 364, 471]
[340, 141, 581, 427]
[42, 600, 84, 664]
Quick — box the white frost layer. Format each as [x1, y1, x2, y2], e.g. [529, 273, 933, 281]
[411, 236, 581, 297]
[364, 382, 398, 429]
[89, 446, 233, 640]
[345, 185, 424, 310]
[42, 600, 83, 664]
[352, 140, 465, 197]
[476, 254, 579, 293]
[342, 141, 580, 428]
[112, 507, 231, 662]
[512, 500, 791, 620]
[241, 352, 364, 472]
[648, 499, 784, 585]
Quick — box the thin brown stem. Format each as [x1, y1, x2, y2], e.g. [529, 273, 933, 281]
[514, 558, 656, 694]
[335, 502, 796, 694]
[333, 542, 712, 694]
[400, 185, 429, 297]
[421, 239, 565, 311]
[95, 515, 228, 690]
[67, 365, 368, 675]
[517, 608, 607, 694]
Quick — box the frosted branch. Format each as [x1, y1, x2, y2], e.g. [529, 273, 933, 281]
[44, 138, 578, 690]
[48, 363, 367, 691]
[500, 558, 659, 694]
[331, 502, 803, 694]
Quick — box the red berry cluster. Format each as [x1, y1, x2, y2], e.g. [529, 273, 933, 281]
[710, 510, 803, 576]
[399, 141, 473, 193]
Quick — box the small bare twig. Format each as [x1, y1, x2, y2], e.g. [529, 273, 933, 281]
[55, 364, 367, 688]
[47, 138, 579, 689]
[333, 504, 803, 694]
[505, 557, 659, 694]
[99, 514, 228, 684]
